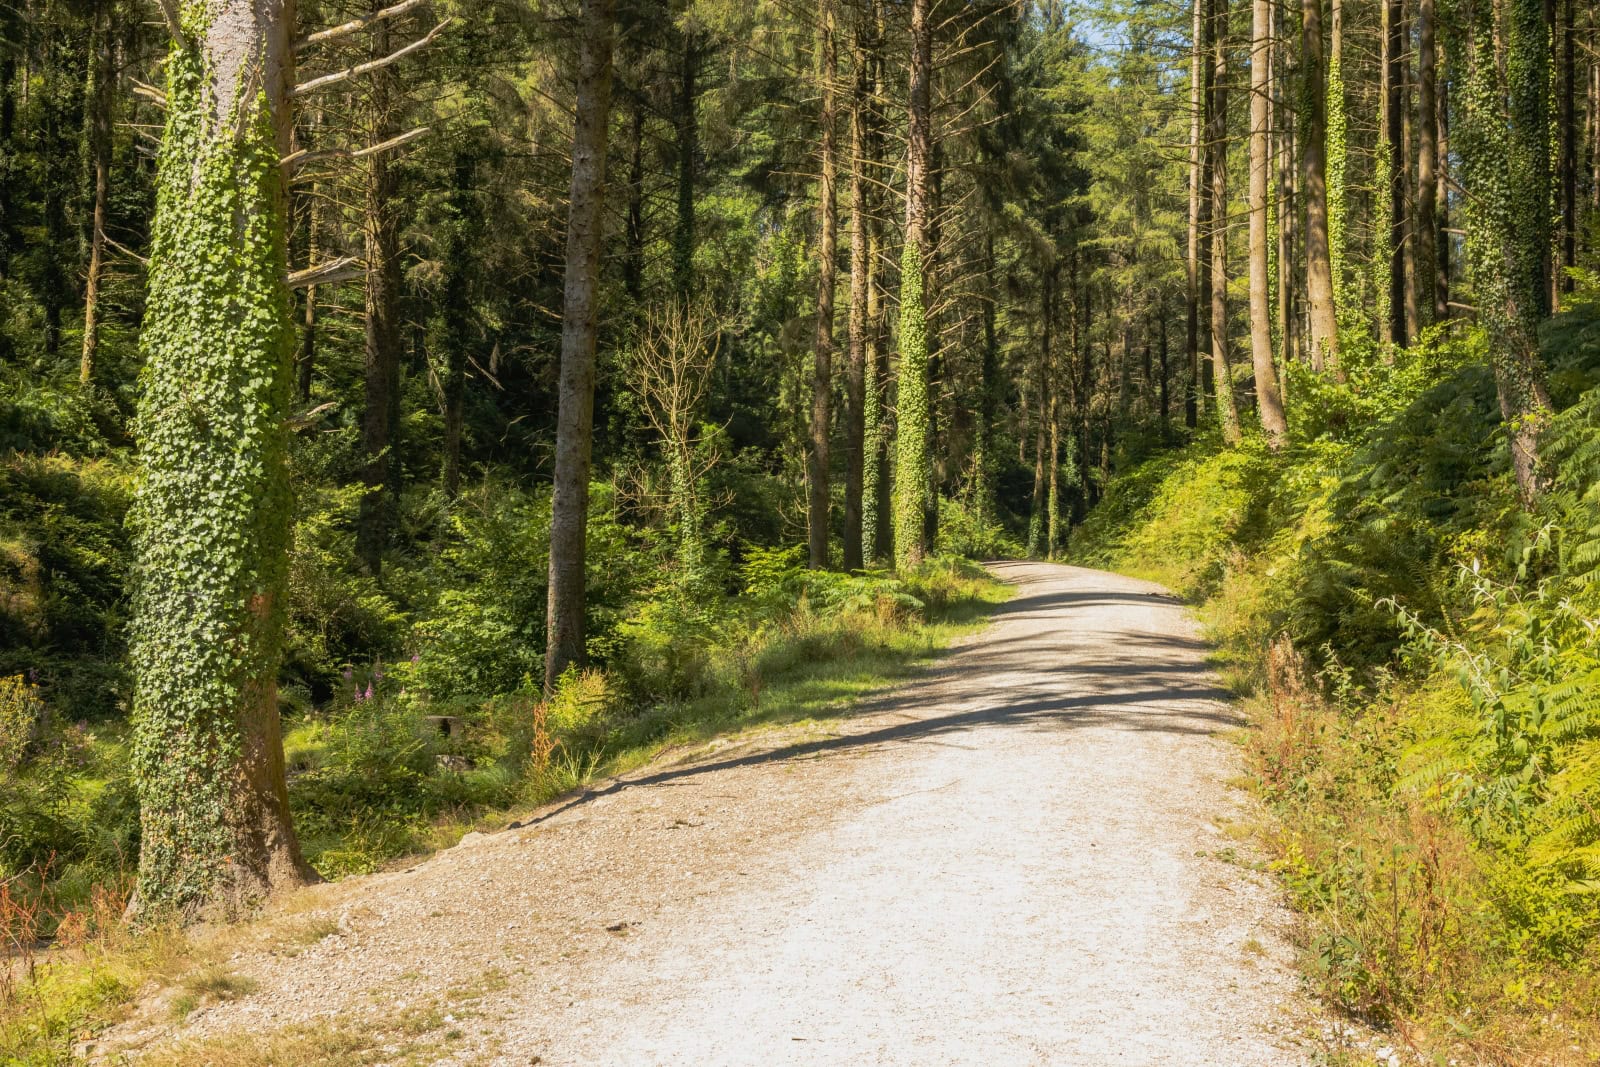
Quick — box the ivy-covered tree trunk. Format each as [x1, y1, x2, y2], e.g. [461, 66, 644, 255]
[1300, 0, 1343, 373]
[544, 0, 616, 692]
[1249, 0, 1287, 446]
[129, 0, 315, 918]
[891, 0, 931, 571]
[1459, 0, 1554, 506]
[1325, 0, 1349, 323]
[807, 0, 837, 570]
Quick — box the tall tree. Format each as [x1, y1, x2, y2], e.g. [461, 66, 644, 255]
[1458, 0, 1554, 504]
[544, 0, 617, 692]
[1416, 0, 1442, 323]
[355, 3, 405, 577]
[1299, 0, 1342, 373]
[1185, 0, 1205, 428]
[892, 0, 932, 570]
[130, 0, 314, 917]
[808, 0, 838, 569]
[842, 2, 875, 572]
[1249, 0, 1287, 444]
[1208, 0, 1241, 443]
[79, 0, 115, 387]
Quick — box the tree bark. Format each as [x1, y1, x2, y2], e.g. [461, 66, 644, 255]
[1209, 0, 1243, 444]
[673, 30, 698, 300]
[544, 0, 616, 692]
[1249, 0, 1287, 445]
[1185, 0, 1205, 428]
[891, 0, 932, 570]
[130, 0, 314, 919]
[1384, 0, 1410, 346]
[843, 15, 872, 571]
[808, 0, 837, 569]
[1417, 0, 1442, 323]
[355, 9, 403, 578]
[1300, 0, 1343, 373]
[1459, 0, 1554, 506]
[80, 1, 114, 388]
[1558, 0, 1575, 298]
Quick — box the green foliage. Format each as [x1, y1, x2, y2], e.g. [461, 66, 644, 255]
[893, 241, 931, 570]
[1075, 291, 1600, 1055]
[127, 36, 298, 913]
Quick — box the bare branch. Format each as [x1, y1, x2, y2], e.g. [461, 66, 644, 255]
[287, 256, 363, 288]
[294, 0, 427, 50]
[292, 18, 452, 98]
[104, 233, 149, 266]
[132, 80, 166, 108]
[282, 125, 430, 171]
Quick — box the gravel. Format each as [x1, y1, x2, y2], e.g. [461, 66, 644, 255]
[113, 561, 1318, 1066]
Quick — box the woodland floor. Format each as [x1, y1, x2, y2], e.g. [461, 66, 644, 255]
[105, 562, 1333, 1066]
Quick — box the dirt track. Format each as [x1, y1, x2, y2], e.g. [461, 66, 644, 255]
[122, 561, 1313, 1065]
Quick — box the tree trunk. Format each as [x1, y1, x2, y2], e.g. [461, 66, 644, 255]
[861, 18, 888, 564]
[843, 15, 871, 572]
[1301, 0, 1343, 372]
[356, 11, 403, 578]
[1249, 0, 1287, 445]
[976, 236, 1000, 524]
[1558, 0, 1575, 297]
[892, 0, 931, 571]
[1384, 0, 1410, 346]
[442, 154, 475, 499]
[1326, 0, 1349, 317]
[1028, 269, 1052, 558]
[1185, 0, 1205, 429]
[624, 93, 645, 305]
[808, 0, 837, 570]
[545, 0, 616, 692]
[673, 30, 698, 300]
[1277, 25, 1299, 365]
[1459, 0, 1554, 506]
[79, 1, 114, 388]
[1209, 0, 1243, 444]
[1417, 0, 1442, 323]
[130, 0, 314, 919]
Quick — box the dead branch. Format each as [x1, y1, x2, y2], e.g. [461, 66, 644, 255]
[282, 125, 430, 171]
[287, 256, 363, 289]
[292, 18, 452, 98]
[295, 0, 428, 51]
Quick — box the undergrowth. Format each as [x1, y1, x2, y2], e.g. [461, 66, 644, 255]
[1072, 284, 1600, 1065]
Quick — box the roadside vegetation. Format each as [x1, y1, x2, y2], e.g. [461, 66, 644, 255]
[1073, 279, 1600, 1064]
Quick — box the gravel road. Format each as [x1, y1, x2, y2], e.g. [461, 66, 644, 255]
[124, 561, 1313, 1066]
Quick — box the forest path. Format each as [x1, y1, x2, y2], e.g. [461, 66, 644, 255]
[129, 562, 1315, 1065]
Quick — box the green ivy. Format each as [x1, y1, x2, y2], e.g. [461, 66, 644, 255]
[126, 25, 297, 915]
[892, 241, 930, 571]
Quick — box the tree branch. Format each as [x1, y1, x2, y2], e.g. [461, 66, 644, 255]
[287, 256, 364, 289]
[291, 18, 452, 98]
[282, 126, 431, 171]
[132, 80, 166, 108]
[294, 0, 428, 51]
